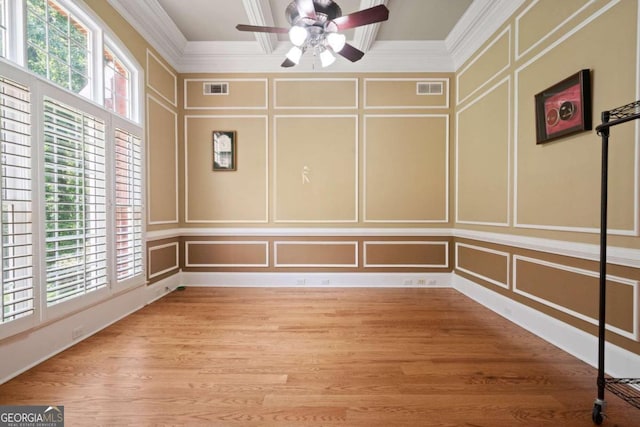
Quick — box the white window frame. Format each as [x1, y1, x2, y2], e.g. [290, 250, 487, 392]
[42, 95, 109, 307]
[0, 0, 7, 57]
[0, 0, 145, 334]
[2, 1, 21, 64]
[0, 63, 37, 340]
[4, 0, 141, 124]
[111, 115, 144, 292]
[104, 36, 139, 122]
[23, 0, 102, 101]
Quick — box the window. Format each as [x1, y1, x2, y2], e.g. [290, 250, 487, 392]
[0, 0, 7, 58]
[43, 97, 107, 306]
[114, 128, 142, 282]
[0, 0, 144, 337]
[0, 76, 33, 324]
[26, 0, 92, 98]
[104, 46, 131, 119]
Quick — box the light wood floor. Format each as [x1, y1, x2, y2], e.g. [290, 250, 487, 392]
[1, 287, 639, 426]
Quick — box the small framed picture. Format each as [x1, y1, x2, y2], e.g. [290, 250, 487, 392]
[535, 69, 592, 144]
[212, 131, 236, 171]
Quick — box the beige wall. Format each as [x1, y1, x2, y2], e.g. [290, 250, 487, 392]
[85, 0, 640, 357]
[455, 0, 640, 355]
[456, 0, 638, 242]
[82, 0, 181, 280]
[174, 236, 452, 275]
[180, 73, 453, 227]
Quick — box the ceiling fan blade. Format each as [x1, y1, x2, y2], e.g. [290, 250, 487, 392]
[281, 58, 296, 68]
[235, 24, 289, 34]
[296, 0, 316, 20]
[332, 5, 389, 30]
[337, 43, 365, 62]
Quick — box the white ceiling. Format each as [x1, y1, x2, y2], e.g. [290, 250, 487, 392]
[107, 0, 525, 73]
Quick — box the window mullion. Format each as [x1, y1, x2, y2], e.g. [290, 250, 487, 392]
[43, 97, 106, 306]
[92, 15, 102, 105]
[0, 75, 34, 325]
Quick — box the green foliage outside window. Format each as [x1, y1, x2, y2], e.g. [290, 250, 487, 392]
[26, 0, 90, 96]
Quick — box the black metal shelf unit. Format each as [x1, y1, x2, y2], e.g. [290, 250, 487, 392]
[592, 99, 640, 425]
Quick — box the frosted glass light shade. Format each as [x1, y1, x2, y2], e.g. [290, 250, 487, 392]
[320, 49, 336, 67]
[326, 32, 346, 52]
[286, 46, 303, 64]
[289, 26, 308, 46]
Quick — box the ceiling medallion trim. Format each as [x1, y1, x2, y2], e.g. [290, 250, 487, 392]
[108, 0, 520, 74]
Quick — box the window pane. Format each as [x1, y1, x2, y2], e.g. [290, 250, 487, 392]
[70, 71, 88, 95]
[27, 0, 46, 19]
[26, 15, 46, 50]
[26, 46, 47, 79]
[48, 56, 69, 88]
[48, 27, 69, 62]
[0, 0, 6, 58]
[0, 76, 34, 323]
[114, 129, 142, 282]
[44, 98, 107, 306]
[69, 17, 87, 45]
[26, 0, 91, 98]
[69, 42, 88, 75]
[104, 47, 131, 119]
[47, 3, 68, 34]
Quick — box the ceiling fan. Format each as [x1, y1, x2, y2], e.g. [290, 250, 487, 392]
[236, 0, 389, 68]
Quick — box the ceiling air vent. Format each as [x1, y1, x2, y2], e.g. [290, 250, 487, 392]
[416, 81, 443, 95]
[203, 82, 229, 95]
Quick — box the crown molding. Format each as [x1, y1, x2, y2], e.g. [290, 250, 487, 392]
[107, 0, 519, 73]
[352, 0, 388, 52]
[107, 0, 185, 69]
[241, 0, 277, 54]
[446, 0, 526, 70]
[179, 40, 453, 73]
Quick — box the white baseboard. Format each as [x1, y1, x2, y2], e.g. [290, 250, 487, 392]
[0, 276, 179, 385]
[181, 270, 640, 378]
[3, 270, 639, 387]
[180, 271, 453, 288]
[452, 274, 640, 379]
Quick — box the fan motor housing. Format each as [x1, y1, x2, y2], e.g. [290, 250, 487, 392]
[286, 0, 342, 26]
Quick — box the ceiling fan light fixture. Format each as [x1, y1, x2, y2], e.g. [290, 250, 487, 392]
[288, 25, 308, 46]
[286, 46, 304, 64]
[326, 32, 346, 52]
[319, 48, 336, 67]
[236, 2, 389, 68]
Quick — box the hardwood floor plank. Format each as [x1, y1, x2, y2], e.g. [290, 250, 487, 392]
[0, 287, 639, 426]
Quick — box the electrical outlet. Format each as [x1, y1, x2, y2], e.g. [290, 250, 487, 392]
[428, 280, 437, 286]
[296, 279, 306, 286]
[416, 279, 426, 285]
[403, 279, 413, 286]
[71, 326, 84, 340]
[321, 279, 331, 285]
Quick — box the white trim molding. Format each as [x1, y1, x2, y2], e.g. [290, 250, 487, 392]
[455, 25, 511, 106]
[145, 226, 640, 269]
[273, 241, 359, 268]
[455, 242, 510, 289]
[454, 274, 640, 379]
[455, 76, 511, 227]
[181, 271, 452, 288]
[513, 255, 639, 341]
[108, 0, 524, 73]
[148, 242, 180, 279]
[185, 241, 270, 268]
[363, 78, 450, 110]
[364, 241, 449, 268]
